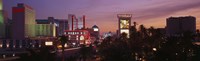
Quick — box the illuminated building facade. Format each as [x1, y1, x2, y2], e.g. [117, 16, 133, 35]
[36, 17, 68, 37]
[65, 30, 90, 45]
[35, 24, 56, 37]
[117, 14, 132, 38]
[0, 0, 2, 10]
[65, 14, 88, 45]
[12, 3, 36, 40]
[91, 25, 100, 41]
[56, 19, 68, 36]
[0, 0, 4, 38]
[0, 0, 9, 38]
[68, 14, 85, 30]
[166, 16, 196, 36]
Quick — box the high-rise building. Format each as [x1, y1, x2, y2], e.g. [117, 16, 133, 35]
[0, 0, 7, 38]
[166, 16, 196, 36]
[0, 0, 4, 38]
[12, 3, 36, 40]
[117, 14, 132, 38]
[57, 19, 68, 35]
[68, 14, 86, 30]
[36, 17, 68, 37]
[0, 0, 2, 10]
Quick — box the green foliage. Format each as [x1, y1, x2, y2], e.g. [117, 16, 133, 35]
[59, 35, 68, 45]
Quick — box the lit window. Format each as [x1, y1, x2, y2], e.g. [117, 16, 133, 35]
[45, 42, 53, 46]
[6, 44, 9, 48]
[80, 36, 84, 40]
[0, 44, 2, 48]
[94, 28, 99, 31]
[69, 35, 71, 40]
[76, 36, 79, 40]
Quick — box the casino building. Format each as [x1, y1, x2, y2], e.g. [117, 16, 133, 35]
[64, 15, 91, 45]
[12, 3, 36, 40]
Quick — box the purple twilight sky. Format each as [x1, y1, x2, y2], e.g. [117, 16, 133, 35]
[3, 0, 200, 34]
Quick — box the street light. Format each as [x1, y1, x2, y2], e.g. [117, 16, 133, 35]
[153, 48, 157, 51]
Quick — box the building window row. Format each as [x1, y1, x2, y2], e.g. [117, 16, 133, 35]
[67, 32, 85, 35]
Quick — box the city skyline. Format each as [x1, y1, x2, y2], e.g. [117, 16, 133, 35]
[3, 0, 200, 34]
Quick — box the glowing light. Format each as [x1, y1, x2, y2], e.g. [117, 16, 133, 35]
[72, 43, 76, 45]
[13, 8, 24, 13]
[6, 44, 9, 48]
[45, 41, 53, 46]
[39, 45, 41, 47]
[94, 28, 99, 31]
[64, 43, 68, 47]
[57, 45, 62, 48]
[0, 44, 2, 48]
[76, 35, 79, 40]
[3, 55, 6, 58]
[120, 29, 129, 38]
[80, 35, 84, 40]
[13, 54, 15, 56]
[0, 0, 2, 10]
[120, 20, 129, 29]
[153, 48, 157, 51]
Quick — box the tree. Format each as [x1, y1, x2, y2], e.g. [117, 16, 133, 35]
[155, 31, 195, 61]
[59, 35, 68, 61]
[98, 36, 133, 61]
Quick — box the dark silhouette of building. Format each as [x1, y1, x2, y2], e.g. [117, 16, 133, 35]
[91, 25, 100, 41]
[0, 0, 8, 38]
[166, 16, 196, 36]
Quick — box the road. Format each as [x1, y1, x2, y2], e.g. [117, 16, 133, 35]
[0, 47, 98, 61]
[56, 47, 98, 61]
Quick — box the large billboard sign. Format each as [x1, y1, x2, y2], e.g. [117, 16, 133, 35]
[120, 29, 129, 38]
[120, 19, 130, 29]
[118, 14, 132, 38]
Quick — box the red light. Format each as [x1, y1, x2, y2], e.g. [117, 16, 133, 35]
[13, 8, 24, 13]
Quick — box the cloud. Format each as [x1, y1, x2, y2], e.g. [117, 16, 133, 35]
[133, 0, 200, 21]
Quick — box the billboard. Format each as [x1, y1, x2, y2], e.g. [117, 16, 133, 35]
[118, 14, 132, 38]
[120, 29, 129, 38]
[120, 19, 130, 29]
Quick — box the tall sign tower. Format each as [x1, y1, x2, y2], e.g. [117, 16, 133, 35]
[117, 14, 132, 38]
[0, 0, 3, 23]
[0, 0, 5, 38]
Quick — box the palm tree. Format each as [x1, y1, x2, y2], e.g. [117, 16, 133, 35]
[59, 35, 68, 61]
